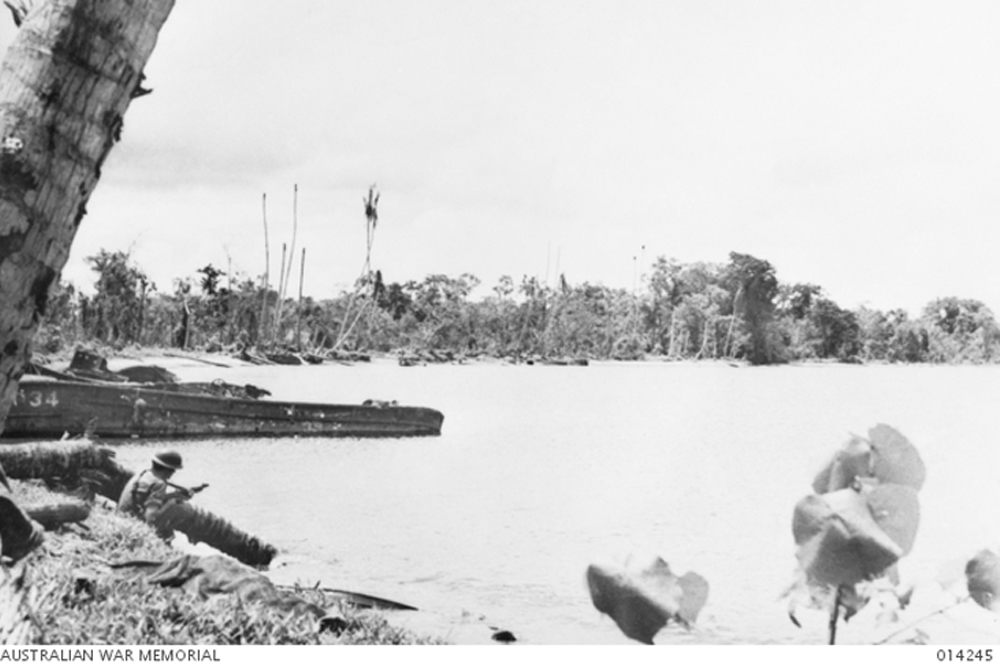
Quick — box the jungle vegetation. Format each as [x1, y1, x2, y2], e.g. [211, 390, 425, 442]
[33, 247, 1000, 366]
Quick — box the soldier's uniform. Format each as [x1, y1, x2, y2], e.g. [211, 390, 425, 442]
[117, 450, 190, 540]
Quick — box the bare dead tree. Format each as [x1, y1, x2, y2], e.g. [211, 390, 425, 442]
[259, 193, 271, 345]
[270, 184, 298, 346]
[296, 247, 305, 350]
[334, 184, 379, 350]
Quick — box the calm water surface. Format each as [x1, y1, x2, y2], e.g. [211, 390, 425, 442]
[112, 359, 1000, 644]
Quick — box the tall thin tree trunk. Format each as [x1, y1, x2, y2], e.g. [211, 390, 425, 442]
[259, 193, 270, 346]
[725, 284, 744, 359]
[296, 247, 305, 350]
[271, 185, 298, 346]
[0, 0, 176, 434]
[696, 318, 710, 360]
[271, 242, 286, 346]
[137, 278, 148, 345]
[223, 251, 233, 345]
[284, 184, 298, 302]
[666, 308, 676, 358]
[181, 296, 190, 350]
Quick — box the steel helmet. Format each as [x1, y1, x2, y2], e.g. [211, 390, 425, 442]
[152, 450, 183, 470]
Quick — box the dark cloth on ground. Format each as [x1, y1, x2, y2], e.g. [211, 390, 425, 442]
[112, 554, 326, 618]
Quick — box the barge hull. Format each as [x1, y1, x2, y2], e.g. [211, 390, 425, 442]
[2, 379, 443, 440]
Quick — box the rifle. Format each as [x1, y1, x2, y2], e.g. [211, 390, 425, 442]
[165, 481, 209, 499]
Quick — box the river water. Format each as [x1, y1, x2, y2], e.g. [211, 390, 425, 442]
[110, 359, 1000, 644]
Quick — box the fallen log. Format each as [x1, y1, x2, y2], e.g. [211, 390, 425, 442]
[152, 503, 278, 567]
[0, 441, 132, 502]
[327, 350, 370, 363]
[265, 352, 303, 365]
[237, 349, 274, 365]
[0, 440, 115, 478]
[161, 352, 231, 368]
[23, 500, 91, 529]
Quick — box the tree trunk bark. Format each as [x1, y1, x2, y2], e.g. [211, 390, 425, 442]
[0, 440, 133, 501]
[0, 0, 175, 435]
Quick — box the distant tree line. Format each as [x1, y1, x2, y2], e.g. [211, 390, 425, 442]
[34, 248, 1000, 365]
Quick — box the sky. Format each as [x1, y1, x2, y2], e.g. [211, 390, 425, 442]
[3, 1, 1000, 316]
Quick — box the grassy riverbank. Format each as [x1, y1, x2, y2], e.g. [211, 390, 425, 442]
[8, 480, 442, 645]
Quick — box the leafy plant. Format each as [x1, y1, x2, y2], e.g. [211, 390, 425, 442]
[586, 555, 709, 644]
[966, 549, 1000, 612]
[82, 249, 154, 347]
[789, 424, 925, 643]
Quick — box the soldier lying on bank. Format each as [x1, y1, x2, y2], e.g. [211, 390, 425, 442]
[117, 450, 208, 542]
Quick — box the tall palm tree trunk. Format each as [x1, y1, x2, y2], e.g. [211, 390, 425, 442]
[0, 0, 175, 433]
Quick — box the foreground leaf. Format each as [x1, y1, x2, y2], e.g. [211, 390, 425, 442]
[966, 549, 1000, 611]
[812, 425, 926, 494]
[586, 556, 708, 644]
[863, 483, 920, 556]
[793, 489, 905, 587]
[867, 424, 926, 491]
[812, 435, 873, 494]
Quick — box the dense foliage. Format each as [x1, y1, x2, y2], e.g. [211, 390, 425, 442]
[34, 249, 1000, 365]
